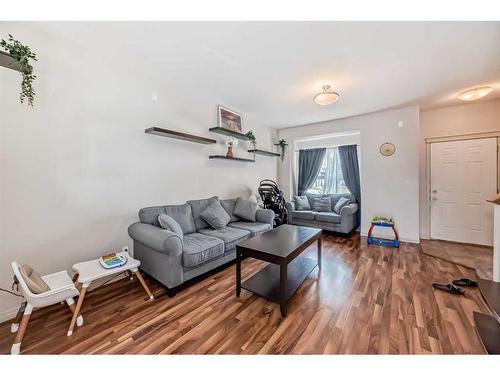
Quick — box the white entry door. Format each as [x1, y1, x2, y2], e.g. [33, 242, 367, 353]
[430, 138, 498, 246]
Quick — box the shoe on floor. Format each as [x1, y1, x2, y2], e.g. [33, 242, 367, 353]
[452, 278, 478, 287]
[432, 283, 465, 295]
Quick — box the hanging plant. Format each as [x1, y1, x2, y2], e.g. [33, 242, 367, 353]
[1, 34, 37, 106]
[245, 130, 257, 149]
[275, 139, 288, 161]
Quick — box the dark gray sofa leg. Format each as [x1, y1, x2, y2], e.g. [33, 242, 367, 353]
[165, 288, 177, 298]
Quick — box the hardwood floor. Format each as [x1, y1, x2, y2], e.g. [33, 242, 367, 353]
[0, 233, 491, 354]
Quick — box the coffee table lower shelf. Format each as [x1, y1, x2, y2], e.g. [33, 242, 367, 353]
[241, 256, 317, 302]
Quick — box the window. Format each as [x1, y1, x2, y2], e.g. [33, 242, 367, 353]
[306, 149, 349, 195]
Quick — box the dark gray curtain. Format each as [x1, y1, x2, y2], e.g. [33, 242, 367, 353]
[297, 148, 326, 195]
[338, 145, 361, 225]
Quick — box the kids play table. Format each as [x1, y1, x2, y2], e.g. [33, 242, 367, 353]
[67, 251, 154, 336]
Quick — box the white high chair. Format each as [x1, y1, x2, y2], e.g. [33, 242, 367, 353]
[10, 262, 83, 355]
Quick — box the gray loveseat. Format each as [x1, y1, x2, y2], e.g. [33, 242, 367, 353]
[128, 196, 274, 296]
[286, 193, 358, 234]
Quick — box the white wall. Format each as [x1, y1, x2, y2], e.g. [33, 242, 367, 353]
[278, 106, 420, 243]
[0, 24, 277, 320]
[419, 99, 500, 239]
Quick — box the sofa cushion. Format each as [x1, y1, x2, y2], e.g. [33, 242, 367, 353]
[220, 199, 239, 223]
[198, 226, 251, 245]
[333, 196, 350, 214]
[315, 212, 342, 224]
[182, 233, 224, 268]
[187, 196, 219, 231]
[139, 204, 196, 234]
[306, 193, 354, 209]
[139, 206, 166, 227]
[305, 193, 326, 208]
[164, 204, 197, 234]
[293, 195, 311, 211]
[292, 210, 315, 221]
[329, 193, 354, 208]
[200, 200, 231, 229]
[158, 214, 184, 240]
[233, 197, 258, 222]
[312, 197, 332, 212]
[228, 221, 271, 235]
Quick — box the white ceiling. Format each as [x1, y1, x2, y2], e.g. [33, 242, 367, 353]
[31, 22, 500, 128]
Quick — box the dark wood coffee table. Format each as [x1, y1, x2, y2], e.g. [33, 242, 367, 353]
[235, 224, 322, 317]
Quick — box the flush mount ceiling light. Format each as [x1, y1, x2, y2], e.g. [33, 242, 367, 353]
[313, 85, 340, 106]
[457, 86, 493, 101]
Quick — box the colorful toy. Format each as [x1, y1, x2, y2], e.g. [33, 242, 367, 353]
[367, 216, 400, 248]
[99, 253, 128, 269]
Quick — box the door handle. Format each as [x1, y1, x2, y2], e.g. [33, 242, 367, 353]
[432, 197, 438, 201]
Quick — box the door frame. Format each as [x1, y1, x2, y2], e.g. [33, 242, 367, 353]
[425, 131, 500, 243]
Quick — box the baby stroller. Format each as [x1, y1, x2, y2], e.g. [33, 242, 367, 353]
[258, 179, 287, 227]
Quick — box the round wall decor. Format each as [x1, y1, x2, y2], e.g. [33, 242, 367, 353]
[379, 142, 396, 156]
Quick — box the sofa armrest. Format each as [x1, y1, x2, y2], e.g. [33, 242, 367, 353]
[128, 222, 183, 257]
[256, 208, 274, 227]
[340, 203, 359, 217]
[285, 201, 295, 224]
[285, 201, 295, 212]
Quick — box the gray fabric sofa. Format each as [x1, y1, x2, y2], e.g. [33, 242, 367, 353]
[128, 196, 274, 295]
[285, 193, 359, 234]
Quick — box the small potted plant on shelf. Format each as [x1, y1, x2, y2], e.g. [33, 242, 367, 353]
[1, 34, 37, 106]
[275, 139, 288, 161]
[245, 130, 257, 150]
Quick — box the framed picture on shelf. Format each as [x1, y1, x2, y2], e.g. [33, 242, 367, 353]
[218, 105, 242, 133]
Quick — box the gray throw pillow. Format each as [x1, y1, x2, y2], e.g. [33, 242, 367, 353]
[233, 197, 257, 222]
[312, 197, 332, 212]
[334, 197, 351, 214]
[200, 200, 231, 229]
[220, 199, 239, 223]
[158, 214, 184, 240]
[164, 203, 197, 234]
[293, 195, 311, 211]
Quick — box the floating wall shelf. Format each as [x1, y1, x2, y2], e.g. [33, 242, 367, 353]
[145, 127, 216, 144]
[209, 127, 252, 141]
[209, 155, 255, 163]
[248, 149, 281, 157]
[0, 51, 32, 73]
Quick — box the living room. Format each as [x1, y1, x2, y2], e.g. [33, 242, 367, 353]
[1, 1, 500, 372]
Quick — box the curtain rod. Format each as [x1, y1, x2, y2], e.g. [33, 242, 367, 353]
[294, 144, 360, 152]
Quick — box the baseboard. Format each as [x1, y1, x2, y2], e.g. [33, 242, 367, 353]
[400, 238, 421, 244]
[0, 305, 20, 324]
